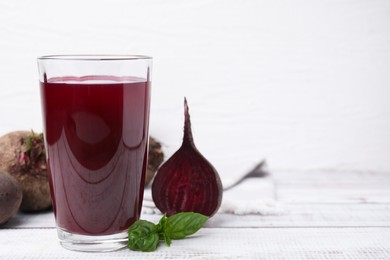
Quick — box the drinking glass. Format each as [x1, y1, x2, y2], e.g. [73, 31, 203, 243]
[38, 55, 152, 252]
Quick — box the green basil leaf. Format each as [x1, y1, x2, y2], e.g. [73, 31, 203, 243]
[127, 220, 159, 252]
[165, 212, 208, 239]
[156, 213, 167, 234]
[160, 232, 172, 247]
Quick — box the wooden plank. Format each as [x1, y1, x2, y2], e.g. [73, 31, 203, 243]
[1, 171, 389, 259]
[1, 211, 56, 229]
[274, 171, 390, 203]
[0, 227, 389, 259]
[209, 203, 390, 228]
[6, 171, 389, 231]
[3, 203, 390, 229]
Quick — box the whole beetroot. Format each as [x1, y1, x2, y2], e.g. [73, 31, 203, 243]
[145, 137, 164, 186]
[0, 172, 23, 225]
[0, 131, 51, 212]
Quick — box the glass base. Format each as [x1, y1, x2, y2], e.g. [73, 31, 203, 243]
[57, 228, 128, 252]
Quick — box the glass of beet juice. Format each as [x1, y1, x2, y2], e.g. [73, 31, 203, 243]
[38, 55, 152, 252]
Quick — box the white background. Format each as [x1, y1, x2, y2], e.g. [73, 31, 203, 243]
[0, 0, 389, 180]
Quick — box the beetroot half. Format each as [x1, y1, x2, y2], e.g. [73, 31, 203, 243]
[152, 98, 223, 217]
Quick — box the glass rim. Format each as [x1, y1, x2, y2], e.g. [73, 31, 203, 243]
[37, 55, 152, 61]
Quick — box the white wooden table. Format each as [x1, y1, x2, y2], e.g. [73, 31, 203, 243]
[1, 171, 390, 259]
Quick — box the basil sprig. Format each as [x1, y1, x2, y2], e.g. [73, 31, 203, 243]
[127, 220, 159, 252]
[127, 212, 208, 252]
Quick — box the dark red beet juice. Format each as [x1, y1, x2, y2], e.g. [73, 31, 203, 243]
[40, 76, 150, 236]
